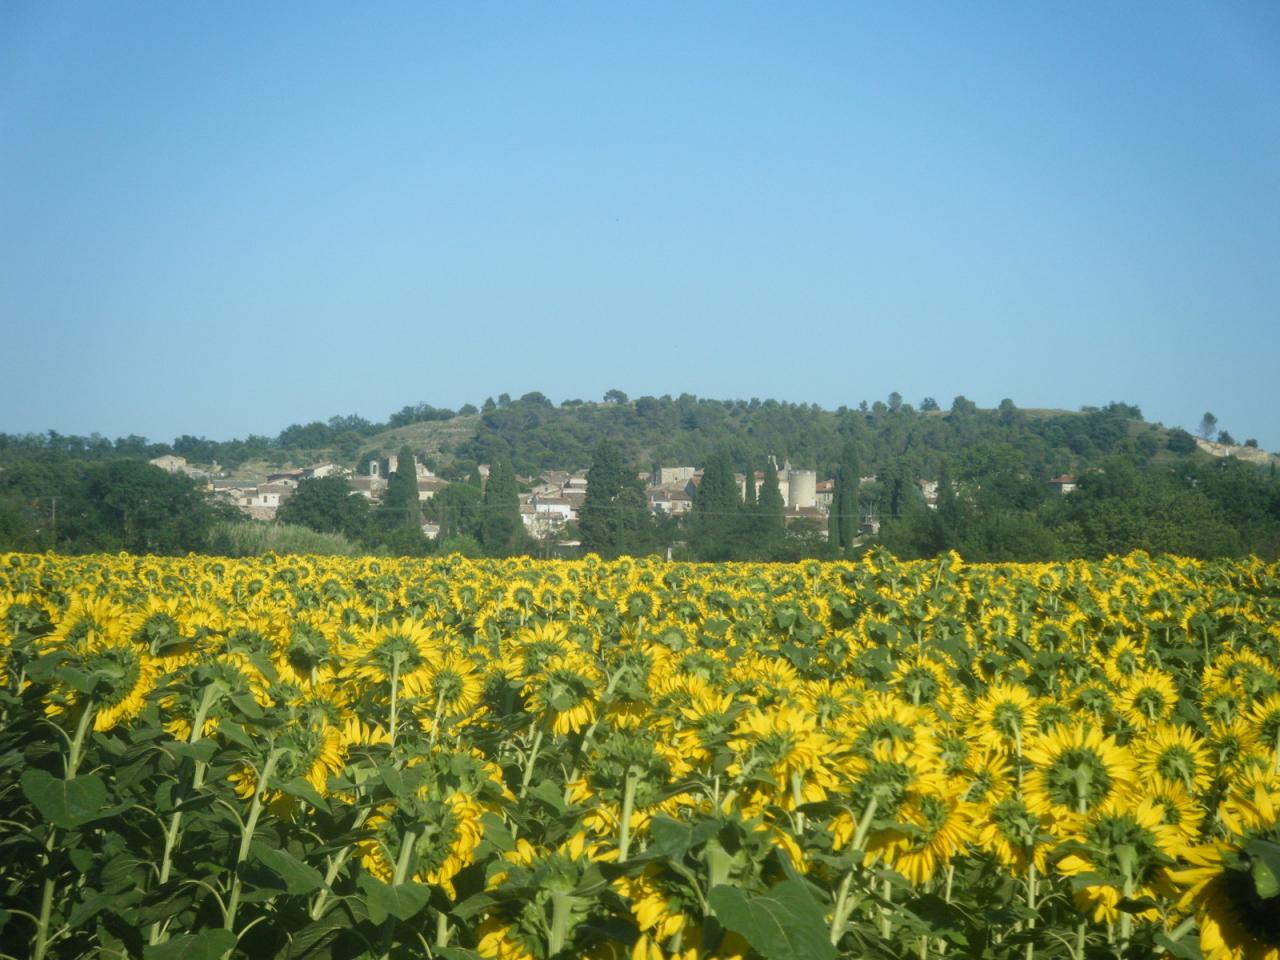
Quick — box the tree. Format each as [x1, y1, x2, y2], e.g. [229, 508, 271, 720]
[754, 459, 785, 556]
[1198, 412, 1218, 441]
[480, 454, 523, 555]
[427, 482, 484, 542]
[1218, 430, 1236, 446]
[277, 476, 370, 540]
[78, 461, 220, 554]
[828, 442, 860, 553]
[920, 397, 940, 412]
[888, 392, 903, 413]
[604, 389, 629, 404]
[578, 439, 651, 557]
[381, 445, 421, 530]
[1167, 428, 1197, 455]
[691, 450, 740, 560]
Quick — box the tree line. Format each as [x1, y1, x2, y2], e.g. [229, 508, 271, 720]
[2, 394, 1277, 560]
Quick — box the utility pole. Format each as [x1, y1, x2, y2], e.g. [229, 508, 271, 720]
[50, 496, 57, 548]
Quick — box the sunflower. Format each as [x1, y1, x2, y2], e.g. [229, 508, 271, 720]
[888, 788, 977, 887]
[1024, 725, 1135, 825]
[673, 686, 738, 768]
[1054, 799, 1181, 925]
[49, 594, 127, 648]
[1247, 694, 1280, 765]
[344, 618, 438, 697]
[844, 691, 932, 754]
[522, 651, 601, 735]
[1135, 723, 1216, 794]
[969, 682, 1036, 755]
[612, 863, 691, 942]
[890, 659, 953, 711]
[834, 739, 945, 856]
[417, 650, 484, 726]
[45, 629, 160, 732]
[726, 704, 837, 811]
[974, 794, 1050, 875]
[1218, 768, 1280, 837]
[359, 790, 485, 899]
[1115, 668, 1180, 729]
[505, 619, 573, 679]
[272, 614, 341, 687]
[124, 595, 195, 662]
[1171, 841, 1280, 960]
[1099, 634, 1147, 687]
[1146, 776, 1207, 845]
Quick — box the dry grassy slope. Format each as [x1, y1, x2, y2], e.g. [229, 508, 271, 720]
[1194, 437, 1280, 468]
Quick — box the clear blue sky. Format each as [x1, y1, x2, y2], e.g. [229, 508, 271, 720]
[2, 2, 1278, 449]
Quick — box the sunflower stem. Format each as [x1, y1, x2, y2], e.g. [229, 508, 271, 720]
[388, 654, 402, 751]
[851, 795, 879, 854]
[548, 891, 574, 956]
[618, 766, 639, 862]
[790, 771, 806, 835]
[1024, 861, 1037, 960]
[225, 747, 283, 938]
[151, 686, 219, 945]
[436, 909, 449, 948]
[880, 877, 892, 939]
[519, 725, 544, 799]
[393, 831, 416, 885]
[829, 869, 855, 946]
[429, 693, 446, 748]
[33, 700, 96, 960]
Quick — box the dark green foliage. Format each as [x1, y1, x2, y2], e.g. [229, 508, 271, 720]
[690, 450, 741, 561]
[753, 459, 785, 554]
[480, 455, 524, 555]
[382, 446, 421, 530]
[3, 394, 1279, 560]
[578, 439, 653, 558]
[829, 442, 860, 553]
[426, 482, 484, 542]
[276, 476, 371, 541]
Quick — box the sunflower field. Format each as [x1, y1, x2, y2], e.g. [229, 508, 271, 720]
[2, 549, 1279, 960]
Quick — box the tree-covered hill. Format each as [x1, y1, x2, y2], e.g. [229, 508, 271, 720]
[3, 392, 1278, 560]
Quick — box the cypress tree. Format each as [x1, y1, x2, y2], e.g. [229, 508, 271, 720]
[830, 441, 860, 552]
[579, 439, 650, 557]
[480, 454, 522, 555]
[692, 450, 739, 560]
[383, 445, 421, 530]
[756, 459, 785, 556]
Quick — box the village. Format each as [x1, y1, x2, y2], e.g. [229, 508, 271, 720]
[147, 452, 1080, 545]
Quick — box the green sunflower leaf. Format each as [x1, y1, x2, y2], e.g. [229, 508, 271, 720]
[20, 769, 108, 829]
[143, 928, 238, 960]
[709, 880, 837, 960]
[358, 874, 430, 923]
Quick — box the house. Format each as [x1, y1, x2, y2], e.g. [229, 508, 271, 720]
[648, 489, 673, 513]
[348, 476, 385, 500]
[815, 479, 835, 511]
[532, 496, 573, 523]
[416, 477, 450, 502]
[651, 466, 697, 487]
[1047, 474, 1077, 495]
[918, 479, 940, 509]
[239, 482, 294, 521]
[302, 462, 341, 480]
[667, 489, 694, 515]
